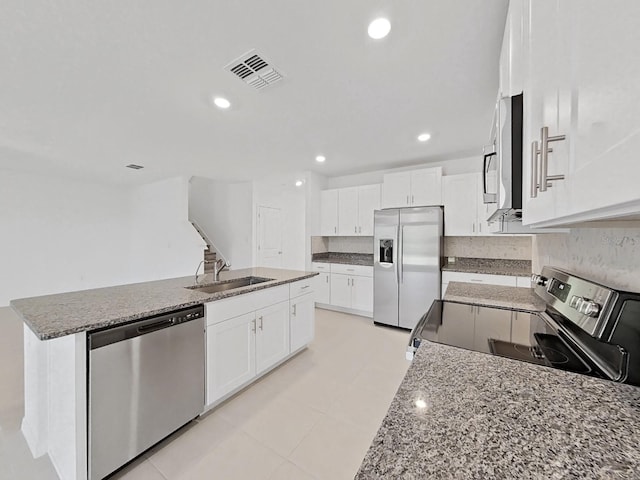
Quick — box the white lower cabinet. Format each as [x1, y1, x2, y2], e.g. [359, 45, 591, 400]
[329, 273, 373, 312]
[205, 282, 314, 408]
[351, 276, 374, 312]
[290, 292, 315, 352]
[330, 273, 352, 308]
[313, 262, 374, 316]
[206, 312, 256, 405]
[255, 301, 290, 375]
[314, 272, 330, 304]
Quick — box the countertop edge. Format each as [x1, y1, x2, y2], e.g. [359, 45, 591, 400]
[13, 271, 318, 341]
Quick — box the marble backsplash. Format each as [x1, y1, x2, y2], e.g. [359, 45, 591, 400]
[444, 236, 532, 260]
[532, 227, 640, 292]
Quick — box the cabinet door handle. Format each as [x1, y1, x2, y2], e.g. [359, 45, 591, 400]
[251, 319, 256, 333]
[479, 222, 482, 233]
[334, 226, 337, 234]
[530, 141, 540, 198]
[326, 275, 328, 283]
[292, 305, 297, 316]
[406, 195, 410, 205]
[411, 195, 414, 205]
[258, 316, 263, 330]
[355, 226, 357, 234]
[358, 226, 361, 234]
[472, 222, 475, 233]
[539, 126, 566, 192]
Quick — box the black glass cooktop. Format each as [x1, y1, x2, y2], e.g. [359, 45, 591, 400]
[413, 300, 599, 377]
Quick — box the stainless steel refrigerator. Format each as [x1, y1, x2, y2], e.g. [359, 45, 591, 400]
[374, 207, 443, 329]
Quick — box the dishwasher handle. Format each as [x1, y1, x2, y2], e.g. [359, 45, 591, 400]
[137, 319, 174, 334]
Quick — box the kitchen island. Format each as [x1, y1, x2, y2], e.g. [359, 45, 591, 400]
[357, 282, 640, 478]
[11, 267, 316, 480]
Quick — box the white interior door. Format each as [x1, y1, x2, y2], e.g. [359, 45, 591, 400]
[257, 206, 282, 268]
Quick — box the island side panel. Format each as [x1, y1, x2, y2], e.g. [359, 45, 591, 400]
[22, 327, 88, 480]
[22, 324, 50, 457]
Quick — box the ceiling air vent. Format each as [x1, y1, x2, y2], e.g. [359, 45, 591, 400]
[125, 164, 144, 170]
[224, 50, 284, 90]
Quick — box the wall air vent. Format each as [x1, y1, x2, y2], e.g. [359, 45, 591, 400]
[125, 164, 144, 170]
[224, 50, 284, 90]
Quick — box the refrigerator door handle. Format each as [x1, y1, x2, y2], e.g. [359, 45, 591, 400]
[394, 225, 400, 285]
[398, 226, 404, 284]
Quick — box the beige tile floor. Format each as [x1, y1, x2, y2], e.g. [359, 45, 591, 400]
[0, 307, 410, 480]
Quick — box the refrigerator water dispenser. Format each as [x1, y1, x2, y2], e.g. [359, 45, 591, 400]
[380, 239, 394, 264]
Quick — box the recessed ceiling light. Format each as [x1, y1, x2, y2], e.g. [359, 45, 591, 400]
[295, 180, 304, 187]
[213, 96, 231, 109]
[368, 18, 391, 39]
[417, 133, 431, 142]
[315, 155, 326, 163]
[415, 399, 427, 409]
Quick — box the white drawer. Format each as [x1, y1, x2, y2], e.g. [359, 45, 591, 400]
[290, 278, 314, 298]
[205, 285, 289, 326]
[311, 262, 331, 272]
[330, 263, 373, 277]
[441, 271, 517, 287]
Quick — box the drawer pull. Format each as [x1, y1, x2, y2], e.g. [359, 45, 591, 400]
[300, 285, 310, 289]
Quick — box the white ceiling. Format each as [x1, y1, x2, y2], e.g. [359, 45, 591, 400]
[0, 0, 508, 185]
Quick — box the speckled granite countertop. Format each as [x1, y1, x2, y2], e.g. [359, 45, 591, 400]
[356, 340, 640, 479]
[11, 268, 317, 340]
[312, 252, 373, 266]
[442, 257, 532, 277]
[445, 281, 546, 312]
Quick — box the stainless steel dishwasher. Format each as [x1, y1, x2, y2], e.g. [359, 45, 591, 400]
[88, 305, 205, 480]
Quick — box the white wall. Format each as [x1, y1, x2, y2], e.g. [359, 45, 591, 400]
[326, 156, 479, 189]
[0, 170, 205, 306]
[129, 176, 205, 283]
[189, 177, 253, 270]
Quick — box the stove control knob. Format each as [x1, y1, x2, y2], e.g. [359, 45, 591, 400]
[531, 274, 548, 286]
[569, 295, 583, 309]
[570, 296, 600, 317]
[581, 300, 601, 317]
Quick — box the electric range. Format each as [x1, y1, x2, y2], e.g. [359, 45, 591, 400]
[408, 266, 640, 386]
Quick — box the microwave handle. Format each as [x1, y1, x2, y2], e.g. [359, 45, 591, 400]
[482, 151, 498, 204]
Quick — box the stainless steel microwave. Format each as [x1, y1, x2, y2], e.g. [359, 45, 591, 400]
[483, 93, 523, 223]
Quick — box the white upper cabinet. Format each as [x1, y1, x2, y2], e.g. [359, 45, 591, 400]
[443, 173, 492, 236]
[522, 0, 640, 226]
[320, 189, 339, 235]
[381, 172, 411, 208]
[338, 187, 359, 235]
[357, 184, 381, 235]
[321, 185, 381, 236]
[381, 167, 442, 208]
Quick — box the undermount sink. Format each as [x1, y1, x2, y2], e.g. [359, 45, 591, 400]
[188, 276, 274, 294]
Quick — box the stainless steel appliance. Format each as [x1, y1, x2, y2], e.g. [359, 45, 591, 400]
[88, 305, 205, 480]
[483, 93, 524, 223]
[408, 267, 640, 386]
[374, 207, 443, 330]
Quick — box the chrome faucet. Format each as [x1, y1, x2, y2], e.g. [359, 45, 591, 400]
[213, 258, 229, 281]
[194, 260, 212, 285]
